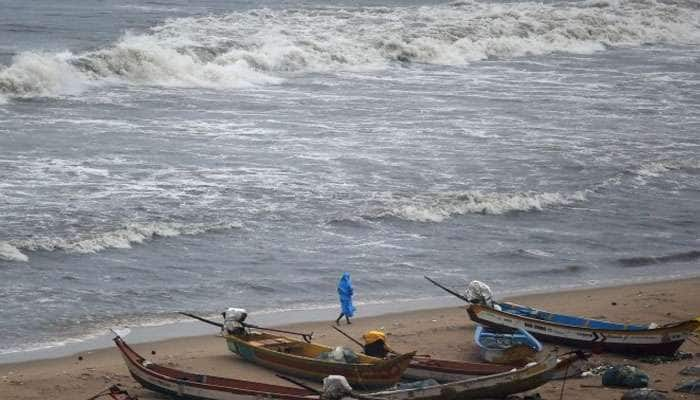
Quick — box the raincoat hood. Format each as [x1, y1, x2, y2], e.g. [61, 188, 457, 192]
[338, 272, 353, 295]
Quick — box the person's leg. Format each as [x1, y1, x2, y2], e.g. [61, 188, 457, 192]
[345, 315, 351, 324]
[336, 313, 344, 325]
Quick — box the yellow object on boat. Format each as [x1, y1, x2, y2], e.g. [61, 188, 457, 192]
[363, 330, 386, 345]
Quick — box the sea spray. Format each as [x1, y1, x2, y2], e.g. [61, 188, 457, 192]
[365, 190, 587, 222]
[1, 0, 698, 100]
[0, 242, 28, 262]
[1, 221, 241, 262]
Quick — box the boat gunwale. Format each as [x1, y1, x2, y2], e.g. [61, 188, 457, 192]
[473, 325, 542, 352]
[225, 332, 415, 370]
[114, 336, 315, 399]
[470, 304, 699, 335]
[408, 358, 511, 375]
[372, 354, 561, 396]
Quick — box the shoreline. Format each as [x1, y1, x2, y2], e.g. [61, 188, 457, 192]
[2, 276, 700, 400]
[1, 273, 698, 365]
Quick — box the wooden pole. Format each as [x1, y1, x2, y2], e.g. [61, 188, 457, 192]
[180, 312, 313, 342]
[330, 325, 365, 348]
[424, 276, 470, 303]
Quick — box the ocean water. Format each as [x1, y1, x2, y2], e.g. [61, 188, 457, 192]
[1, 0, 699, 359]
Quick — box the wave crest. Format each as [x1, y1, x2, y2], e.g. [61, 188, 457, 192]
[617, 250, 700, 267]
[0, 242, 29, 262]
[1, 0, 698, 99]
[367, 190, 586, 222]
[0, 221, 240, 262]
[633, 159, 700, 177]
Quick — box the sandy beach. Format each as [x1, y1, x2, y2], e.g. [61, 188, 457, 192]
[2, 277, 698, 400]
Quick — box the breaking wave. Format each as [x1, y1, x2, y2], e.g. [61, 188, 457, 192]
[365, 190, 586, 222]
[0, 221, 240, 262]
[0, 242, 29, 263]
[1, 0, 699, 99]
[633, 159, 700, 177]
[617, 250, 700, 267]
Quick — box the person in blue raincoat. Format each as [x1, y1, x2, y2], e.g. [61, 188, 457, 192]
[336, 272, 355, 325]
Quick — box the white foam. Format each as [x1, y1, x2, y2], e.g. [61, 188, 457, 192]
[0, 0, 698, 100]
[519, 248, 555, 258]
[0, 330, 107, 356]
[5, 221, 241, 261]
[372, 190, 587, 222]
[635, 159, 700, 177]
[0, 51, 87, 99]
[0, 242, 28, 262]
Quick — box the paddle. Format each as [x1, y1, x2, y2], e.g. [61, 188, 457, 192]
[180, 312, 223, 328]
[331, 325, 364, 348]
[245, 323, 314, 343]
[179, 312, 314, 342]
[424, 276, 470, 303]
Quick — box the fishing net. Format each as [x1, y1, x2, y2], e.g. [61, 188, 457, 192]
[317, 346, 360, 363]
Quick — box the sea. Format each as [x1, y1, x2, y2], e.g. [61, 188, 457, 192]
[1, 0, 699, 362]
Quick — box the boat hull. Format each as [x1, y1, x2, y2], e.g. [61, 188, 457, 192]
[374, 353, 580, 400]
[474, 325, 541, 364]
[115, 336, 314, 400]
[116, 335, 580, 400]
[404, 358, 511, 382]
[225, 333, 413, 389]
[468, 304, 700, 356]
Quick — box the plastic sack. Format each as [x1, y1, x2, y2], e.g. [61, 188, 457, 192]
[622, 388, 668, 400]
[674, 379, 700, 394]
[466, 281, 495, 307]
[318, 347, 359, 363]
[322, 375, 353, 400]
[602, 365, 648, 388]
[223, 307, 248, 334]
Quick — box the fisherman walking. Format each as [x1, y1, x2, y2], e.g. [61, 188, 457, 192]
[335, 272, 355, 325]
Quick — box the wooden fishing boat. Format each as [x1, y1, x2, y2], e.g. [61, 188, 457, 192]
[404, 357, 512, 382]
[114, 335, 315, 400]
[372, 352, 584, 400]
[225, 331, 415, 389]
[474, 324, 542, 364]
[327, 324, 511, 382]
[468, 302, 700, 356]
[116, 334, 583, 400]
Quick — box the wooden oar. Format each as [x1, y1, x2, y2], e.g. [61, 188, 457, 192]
[245, 323, 314, 343]
[331, 325, 365, 348]
[276, 374, 321, 395]
[179, 312, 223, 328]
[424, 276, 470, 303]
[179, 312, 314, 342]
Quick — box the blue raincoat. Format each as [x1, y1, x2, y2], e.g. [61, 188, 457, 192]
[338, 272, 355, 317]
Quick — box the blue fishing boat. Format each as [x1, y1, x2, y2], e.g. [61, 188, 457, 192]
[469, 303, 700, 356]
[474, 325, 542, 364]
[425, 276, 700, 356]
